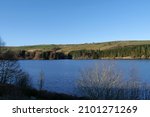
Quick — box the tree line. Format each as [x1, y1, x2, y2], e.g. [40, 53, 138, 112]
[69, 44, 150, 59]
[2, 44, 150, 60]
[15, 49, 71, 60]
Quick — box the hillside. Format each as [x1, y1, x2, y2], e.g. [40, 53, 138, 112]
[9, 40, 150, 53]
[4, 40, 150, 60]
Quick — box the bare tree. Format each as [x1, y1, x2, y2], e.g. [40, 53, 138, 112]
[0, 38, 31, 86]
[77, 63, 123, 99]
[15, 71, 32, 89]
[38, 70, 45, 91]
[77, 62, 150, 100]
[0, 37, 5, 57]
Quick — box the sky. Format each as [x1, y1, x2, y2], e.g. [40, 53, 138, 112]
[0, 0, 150, 46]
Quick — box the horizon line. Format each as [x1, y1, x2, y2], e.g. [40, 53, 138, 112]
[6, 39, 150, 47]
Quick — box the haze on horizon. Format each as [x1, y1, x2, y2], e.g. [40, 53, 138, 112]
[0, 0, 150, 46]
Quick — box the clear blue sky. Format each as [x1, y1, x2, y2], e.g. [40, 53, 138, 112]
[0, 0, 150, 46]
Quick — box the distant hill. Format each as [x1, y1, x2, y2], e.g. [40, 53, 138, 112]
[8, 40, 150, 52]
[5, 40, 150, 59]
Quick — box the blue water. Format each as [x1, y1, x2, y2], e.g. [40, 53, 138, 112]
[19, 60, 150, 95]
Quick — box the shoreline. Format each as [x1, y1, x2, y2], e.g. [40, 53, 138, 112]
[14, 58, 150, 60]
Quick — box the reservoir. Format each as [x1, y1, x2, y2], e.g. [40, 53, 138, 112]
[19, 60, 150, 96]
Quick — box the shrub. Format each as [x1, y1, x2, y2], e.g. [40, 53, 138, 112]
[15, 71, 32, 89]
[77, 62, 150, 100]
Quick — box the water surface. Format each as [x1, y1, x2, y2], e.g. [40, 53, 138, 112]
[19, 60, 150, 95]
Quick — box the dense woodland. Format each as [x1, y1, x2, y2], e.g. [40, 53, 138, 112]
[69, 44, 150, 59]
[3, 44, 150, 60]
